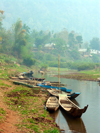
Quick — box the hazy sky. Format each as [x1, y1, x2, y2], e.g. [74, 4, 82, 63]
[0, 0, 100, 41]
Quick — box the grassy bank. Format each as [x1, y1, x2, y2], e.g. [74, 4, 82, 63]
[48, 67, 100, 81]
[0, 62, 100, 132]
[0, 64, 60, 132]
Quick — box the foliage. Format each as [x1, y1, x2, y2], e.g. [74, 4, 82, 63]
[0, 10, 100, 68]
[44, 128, 59, 133]
[68, 32, 76, 48]
[92, 54, 100, 63]
[1, 0, 99, 42]
[69, 50, 81, 60]
[77, 63, 95, 71]
[40, 63, 48, 70]
[5, 84, 59, 133]
[12, 19, 27, 58]
[0, 107, 6, 122]
[22, 24, 30, 33]
[90, 37, 100, 50]
[23, 57, 36, 67]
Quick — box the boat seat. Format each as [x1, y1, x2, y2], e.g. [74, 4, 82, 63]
[47, 104, 58, 107]
[49, 101, 58, 103]
[62, 104, 72, 108]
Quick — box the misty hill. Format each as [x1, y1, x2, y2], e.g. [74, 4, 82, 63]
[1, 0, 100, 41]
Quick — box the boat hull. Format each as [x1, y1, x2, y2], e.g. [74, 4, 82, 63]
[46, 97, 59, 112]
[38, 84, 72, 93]
[59, 95, 88, 118]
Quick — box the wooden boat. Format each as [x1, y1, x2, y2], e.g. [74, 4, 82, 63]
[68, 92, 81, 99]
[59, 94, 88, 118]
[38, 84, 72, 93]
[13, 81, 34, 88]
[30, 77, 45, 81]
[47, 88, 80, 99]
[46, 96, 59, 112]
[47, 89, 61, 98]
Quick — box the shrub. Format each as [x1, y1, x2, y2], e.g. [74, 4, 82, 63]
[23, 57, 36, 67]
[77, 63, 95, 71]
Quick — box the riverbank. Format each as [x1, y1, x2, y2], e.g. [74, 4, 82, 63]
[0, 64, 60, 133]
[0, 64, 100, 132]
[48, 67, 100, 82]
[0, 79, 61, 133]
[54, 72, 100, 81]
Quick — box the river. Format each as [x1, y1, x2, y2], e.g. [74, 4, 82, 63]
[34, 72, 100, 133]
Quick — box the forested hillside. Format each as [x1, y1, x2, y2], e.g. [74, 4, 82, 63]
[0, 0, 100, 41]
[0, 1, 100, 71]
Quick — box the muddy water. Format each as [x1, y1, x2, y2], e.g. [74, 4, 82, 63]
[34, 73, 100, 133]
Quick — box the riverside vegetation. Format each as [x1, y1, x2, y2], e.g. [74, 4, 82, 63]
[0, 55, 100, 133]
[48, 67, 100, 81]
[0, 59, 60, 133]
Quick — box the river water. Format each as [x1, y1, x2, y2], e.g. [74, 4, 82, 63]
[35, 72, 100, 133]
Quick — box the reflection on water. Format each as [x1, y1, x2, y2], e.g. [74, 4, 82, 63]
[49, 102, 86, 133]
[61, 108, 86, 133]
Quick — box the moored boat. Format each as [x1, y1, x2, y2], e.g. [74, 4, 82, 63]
[47, 88, 80, 99]
[46, 96, 59, 112]
[13, 81, 35, 88]
[38, 84, 72, 93]
[59, 94, 88, 118]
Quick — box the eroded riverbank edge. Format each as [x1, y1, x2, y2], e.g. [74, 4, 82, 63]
[53, 71, 100, 82]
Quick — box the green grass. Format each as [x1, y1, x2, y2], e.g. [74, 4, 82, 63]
[44, 128, 60, 133]
[48, 67, 69, 72]
[79, 69, 100, 80]
[0, 54, 60, 132]
[0, 81, 11, 87]
[0, 107, 6, 122]
[80, 69, 100, 75]
[5, 87, 60, 133]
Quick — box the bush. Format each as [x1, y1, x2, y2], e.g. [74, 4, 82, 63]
[23, 57, 36, 67]
[77, 63, 95, 71]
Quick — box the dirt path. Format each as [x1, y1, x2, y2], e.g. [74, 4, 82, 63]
[0, 81, 21, 133]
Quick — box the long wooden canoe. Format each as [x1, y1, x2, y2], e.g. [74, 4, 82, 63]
[59, 94, 88, 118]
[13, 81, 34, 88]
[38, 83, 72, 93]
[47, 89, 80, 99]
[46, 97, 59, 112]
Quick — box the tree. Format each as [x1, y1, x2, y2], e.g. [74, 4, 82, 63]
[0, 10, 4, 21]
[0, 10, 4, 44]
[90, 37, 100, 50]
[84, 41, 89, 49]
[76, 35, 83, 43]
[92, 54, 100, 63]
[68, 32, 76, 48]
[35, 33, 50, 48]
[35, 37, 43, 48]
[13, 19, 27, 58]
[53, 38, 66, 54]
[0, 30, 13, 54]
[76, 35, 83, 49]
[69, 50, 81, 60]
[57, 28, 68, 44]
[22, 24, 30, 33]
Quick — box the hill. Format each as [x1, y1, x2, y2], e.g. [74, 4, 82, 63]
[0, 0, 100, 41]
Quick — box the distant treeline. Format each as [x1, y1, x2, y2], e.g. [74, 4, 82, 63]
[1, 12, 100, 68]
[49, 61, 100, 71]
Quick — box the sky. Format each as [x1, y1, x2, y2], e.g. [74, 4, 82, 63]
[0, 0, 100, 42]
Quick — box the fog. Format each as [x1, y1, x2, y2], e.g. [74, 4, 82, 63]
[0, 0, 100, 41]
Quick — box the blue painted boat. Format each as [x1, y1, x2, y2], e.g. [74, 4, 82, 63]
[68, 92, 81, 99]
[37, 84, 72, 93]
